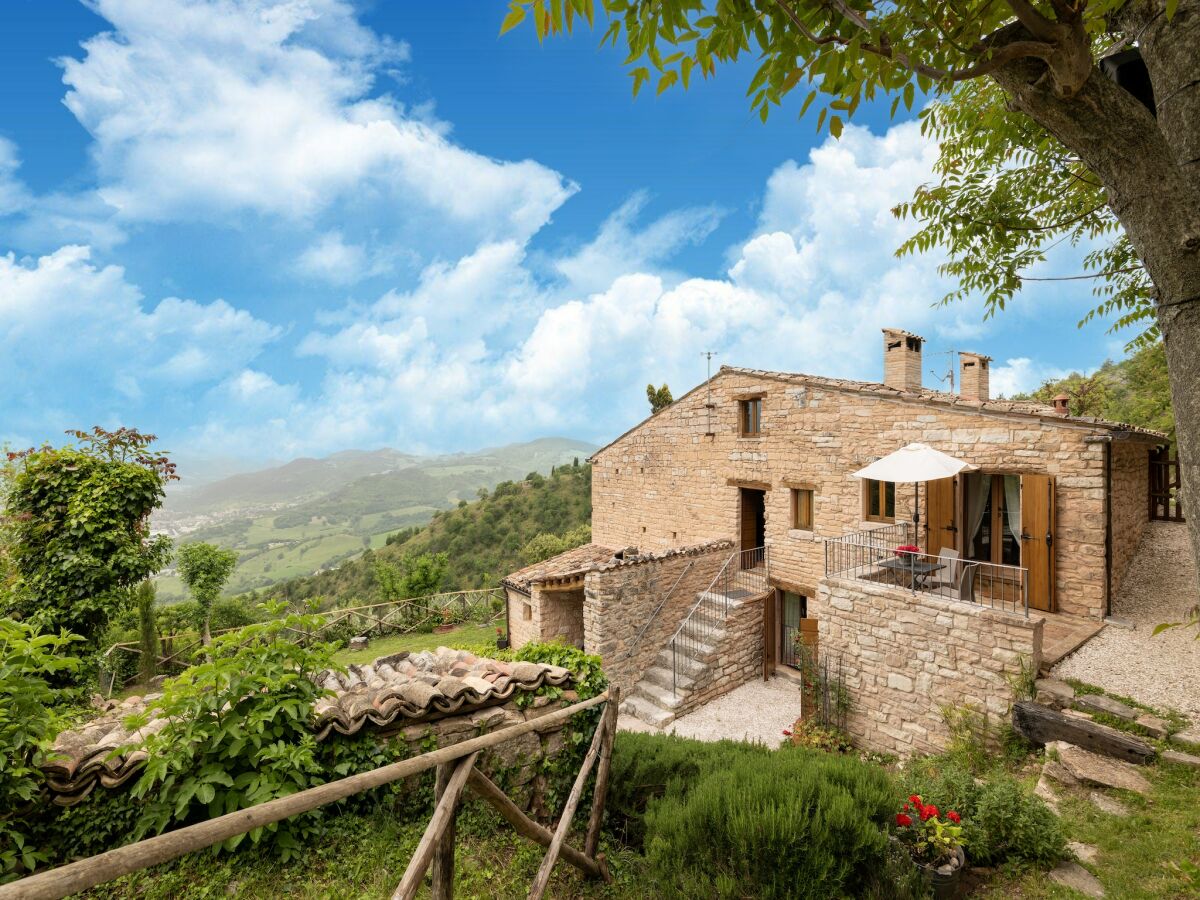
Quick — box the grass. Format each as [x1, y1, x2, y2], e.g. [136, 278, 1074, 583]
[83, 799, 649, 900]
[1061, 678, 1191, 736]
[332, 622, 502, 666]
[971, 756, 1200, 898]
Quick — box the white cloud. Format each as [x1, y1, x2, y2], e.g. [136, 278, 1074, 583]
[991, 358, 1071, 397]
[57, 0, 575, 243]
[294, 231, 369, 284]
[0, 138, 30, 216]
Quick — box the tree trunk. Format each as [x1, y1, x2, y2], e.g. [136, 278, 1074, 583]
[989, 0, 1200, 587]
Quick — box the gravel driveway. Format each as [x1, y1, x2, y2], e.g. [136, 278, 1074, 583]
[617, 675, 803, 746]
[1053, 522, 1200, 720]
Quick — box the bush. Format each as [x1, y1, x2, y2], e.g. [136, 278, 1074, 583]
[122, 604, 339, 861]
[643, 744, 896, 898]
[900, 755, 1065, 867]
[0, 619, 81, 880]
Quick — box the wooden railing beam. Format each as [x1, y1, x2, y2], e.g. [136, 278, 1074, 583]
[392, 752, 478, 900]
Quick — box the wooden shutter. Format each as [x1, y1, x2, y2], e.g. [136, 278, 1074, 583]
[1020, 474, 1056, 612]
[763, 589, 777, 680]
[924, 477, 958, 557]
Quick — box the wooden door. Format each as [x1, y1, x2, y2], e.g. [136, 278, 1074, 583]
[924, 477, 958, 557]
[1020, 474, 1056, 612]
[763, 590, 777, 680]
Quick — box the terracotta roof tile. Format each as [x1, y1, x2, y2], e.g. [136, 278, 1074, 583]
[501, 543, 617, 593]
[42, 648, 573, 807]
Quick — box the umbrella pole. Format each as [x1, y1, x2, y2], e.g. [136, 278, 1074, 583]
[913, 482, 920, 547]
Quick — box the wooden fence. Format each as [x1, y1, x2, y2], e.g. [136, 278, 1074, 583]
[0, 688, 619, 900]
[1149, 447, 1185, 522]
[102, 588, 506, 693]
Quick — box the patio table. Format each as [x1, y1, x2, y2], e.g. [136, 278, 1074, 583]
[878, 557, 945, 590]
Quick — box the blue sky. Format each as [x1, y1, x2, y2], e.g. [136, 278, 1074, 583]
[0, 1, 1132, 479]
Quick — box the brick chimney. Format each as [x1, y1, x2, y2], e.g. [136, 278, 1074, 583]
[1052, 393, 1071, 416]
[882, 328, 923, 392]
[958, 351, 991, 401]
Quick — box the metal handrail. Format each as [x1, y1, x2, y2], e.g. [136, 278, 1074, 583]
[823, 529, 1029, 617]
[623, 561, 694, 660]
[669, 546, 770, 694]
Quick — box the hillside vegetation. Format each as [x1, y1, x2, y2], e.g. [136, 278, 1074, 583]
[266, 461, 593, 606]
[155, 438, 593, 600]
[1011, 342, 1174, 441]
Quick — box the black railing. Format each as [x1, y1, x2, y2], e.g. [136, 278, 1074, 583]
[824, 528, 1028, 617]
[670, 546, 769, 694]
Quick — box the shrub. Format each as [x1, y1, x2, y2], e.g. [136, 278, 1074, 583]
[0, 619, 81, 880]
[122, 604, 339, 861]
[900, 756, 1065, 867]
[643, 744, 896, 898]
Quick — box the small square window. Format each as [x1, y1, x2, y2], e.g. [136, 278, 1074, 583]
[739, 398, 762, 436]
[522, 602, 532, 621]
[863, 479, 896, 523]
[791, 488, 814, 531]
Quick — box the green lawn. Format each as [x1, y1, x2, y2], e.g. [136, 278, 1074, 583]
[332, 622, 502, 666]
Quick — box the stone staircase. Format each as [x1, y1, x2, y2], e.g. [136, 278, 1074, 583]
[619, 588, 735, 728]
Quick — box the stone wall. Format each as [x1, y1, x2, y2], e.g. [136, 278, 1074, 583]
[506, 586, 538, 648]
[1110, 441, 1151, 597]
[810, 577, 1043, 756]
[592, 367, 1159, 618]
[378, 692, 583, 818]
[582, 540, 732, 695]
[673, 592, 768, 718]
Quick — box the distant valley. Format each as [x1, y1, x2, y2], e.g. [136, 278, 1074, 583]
[154, 437, 595, 600]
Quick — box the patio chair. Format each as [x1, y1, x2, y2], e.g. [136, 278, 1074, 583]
[948, 562, 979, 604]
[929, 548, 961, 592]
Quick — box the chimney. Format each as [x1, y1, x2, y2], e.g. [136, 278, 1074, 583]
[882, 328, 923, 392]
[958, 351, 991, 402]
[1052, 393, 1071, 416]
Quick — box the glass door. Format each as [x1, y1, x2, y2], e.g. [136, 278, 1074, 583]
[780, 591, 806, 668]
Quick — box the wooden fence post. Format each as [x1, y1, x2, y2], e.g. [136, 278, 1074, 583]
[431, 763, 457, 900]
[392, 752, 478, 900]
[584, 688, 618, 858]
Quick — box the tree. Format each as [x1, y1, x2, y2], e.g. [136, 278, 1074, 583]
[134, 580, 160, 684]
[2, 427, 175, 647]
[502, 0, 1200, 577]
[647, 382, 674, 413]
[176, 542, 239, 645]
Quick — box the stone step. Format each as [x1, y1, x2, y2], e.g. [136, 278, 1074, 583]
[643, 664, 696, 693]
[619, 695, 675, 729]
[679, 616, 726, 643]
[633, 679, 686, 711]
[657, 648, 708, 677]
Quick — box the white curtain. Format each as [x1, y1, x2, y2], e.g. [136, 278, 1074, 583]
[1004, 475, 1022, 555]
[965, 474, 992, 557]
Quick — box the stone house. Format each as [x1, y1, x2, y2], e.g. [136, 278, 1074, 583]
[504, 328, 1167, 752]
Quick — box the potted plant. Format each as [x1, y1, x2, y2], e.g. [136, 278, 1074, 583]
[495, 627, 510, 650]
[894, 795, 965, 899]
[433, 607, 456, 634]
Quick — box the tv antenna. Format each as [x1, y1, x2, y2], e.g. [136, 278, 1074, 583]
[929, 350, 955, 394]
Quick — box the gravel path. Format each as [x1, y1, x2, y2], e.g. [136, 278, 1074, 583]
[1053, 522, 1200, 720]
[617, 675, 803, 746]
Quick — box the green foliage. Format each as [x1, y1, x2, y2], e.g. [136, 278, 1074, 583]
[900, 755, 1066, 867]
[135, 581, 159, 684]
[278, 462, 592, 606]
[646, 383, 673, 414]
[0, 619, 81, 880]
[639, 741, 896, 898]
[519, 523, 592, 565]
[786, 718, 854, 754]
[123, 605, 339, 860]
[374, 551, 450, 603]
[176, 542, 239, 643]
[3, 428, 175, 646]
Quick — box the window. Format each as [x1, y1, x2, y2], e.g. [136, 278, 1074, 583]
[864, 479, 895, 523]
[791, 488, 814, 531]
[522, 601, 532, 621]
[739, 397, 762, 436]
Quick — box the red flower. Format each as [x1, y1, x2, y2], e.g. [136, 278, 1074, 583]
[895, 544, 921, 557]
[902, 802, 910, 812]
[923, 804, 939, 820]
[947, 811, 961, 824]
[895, 813, 912, 827]
[782, 729, 792, 737]
[908, 794, 922, 805]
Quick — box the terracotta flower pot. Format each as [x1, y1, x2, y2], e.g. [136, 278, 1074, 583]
[921, 846, 965, 900]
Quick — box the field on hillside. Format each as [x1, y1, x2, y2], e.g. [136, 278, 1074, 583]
[155, 439, 593, 601]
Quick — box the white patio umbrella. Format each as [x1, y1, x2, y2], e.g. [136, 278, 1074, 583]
[851, 442, 978, 527]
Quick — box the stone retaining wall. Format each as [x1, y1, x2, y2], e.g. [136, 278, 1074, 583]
[811, 577, 1043, 756]
[583, 540, 731, 695]
[673, 592, 766, 719]
[1110, 440, 1150, 598]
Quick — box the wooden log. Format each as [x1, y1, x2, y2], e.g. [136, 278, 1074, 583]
[393, 752, 477, 900]
[431, 763, 456, 900]
[0, 690, 609, 900]
[528, 701, 609, 900]
[1012, 700, 1155, 764]
[584, 692, 618, 858]
[466, 769, 603, 879]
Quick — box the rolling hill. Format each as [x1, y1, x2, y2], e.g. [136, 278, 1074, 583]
[154, 438, 594, 600]
[264, 462, 593, 607]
